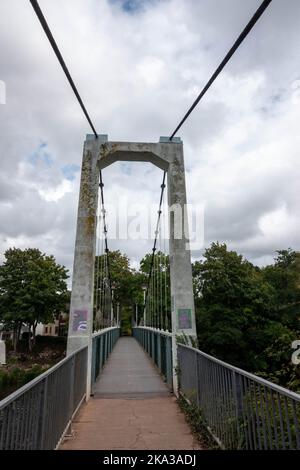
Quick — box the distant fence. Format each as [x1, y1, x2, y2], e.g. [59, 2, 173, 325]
[178, 344, 300, 450]
[0, 326, 121, 450]
[91, 327, 121, 385]
[133, 327, 173, 389]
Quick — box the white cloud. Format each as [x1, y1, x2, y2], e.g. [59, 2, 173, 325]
[136, 56, 166, 86]
[0, 0, 300, 278]
[38, 179, 73, 202]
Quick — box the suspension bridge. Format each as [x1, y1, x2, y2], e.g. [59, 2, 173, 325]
[0, 0, 300, 450]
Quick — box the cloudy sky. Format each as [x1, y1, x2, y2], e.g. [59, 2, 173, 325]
[0, 0, 300, 281]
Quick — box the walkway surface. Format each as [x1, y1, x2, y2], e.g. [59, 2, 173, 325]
[60, 337, 200, 450]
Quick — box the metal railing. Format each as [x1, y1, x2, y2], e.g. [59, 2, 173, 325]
[91, 326, 121, 385]
[0, 346, 87, 450]
[178, 344, 300, 450]
[0, 326, 121, 450]
[133, 327, 173, 389]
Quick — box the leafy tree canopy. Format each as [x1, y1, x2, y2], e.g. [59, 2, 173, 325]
[0, 248, 68, 350]
[193, 243, 300, 382]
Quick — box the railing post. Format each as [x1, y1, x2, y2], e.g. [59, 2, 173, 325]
[157, 333, 162, 372]
[232, 371, 243, 449]
[151, 330, 155, 360]
[166, 336, 173, 390]
[69, 356, 75, 417]
[171, 334, 178, 395]
[37, 376, 48, 450]
[100, 336, 105, 372]
[91, 337, 96, 385]
[86, 337, 92, 401]
[195, 349, 199, 406]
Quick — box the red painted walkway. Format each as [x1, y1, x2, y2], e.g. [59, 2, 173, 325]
[60, 337, 200, 450]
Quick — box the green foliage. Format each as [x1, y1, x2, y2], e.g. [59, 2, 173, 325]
[262, 248, 300, 330]
[140, 251, 170, 327]
[176, 332, 198, 348]
[194, 243, 300, 390]
[0, 248, 68, 350]
[94, 250, 148, 332]
[177, 395, 219, 449]
[0, 365, 46, 400]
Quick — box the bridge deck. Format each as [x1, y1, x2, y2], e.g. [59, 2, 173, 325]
[60, 337, 200, 450]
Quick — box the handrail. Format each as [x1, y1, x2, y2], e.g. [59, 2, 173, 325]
[91, 326, 121, 385]
[134, 325, 173, 338]
[0, 344, 87, 409]
[92, 325, 120, 338]
[0, 327, 121, 450]
[178, 343, 300, 402]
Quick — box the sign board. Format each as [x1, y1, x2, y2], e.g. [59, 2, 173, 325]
[177, 308, 192, 329]
[72, 309, 88, 332]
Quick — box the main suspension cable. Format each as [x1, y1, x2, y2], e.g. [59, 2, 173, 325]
[29, 0, 98, 138]
[169, 0, 273, 140]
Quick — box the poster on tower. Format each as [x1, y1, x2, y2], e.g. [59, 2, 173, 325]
[177, 309, 192, 329]
[72, 309, 88, 332]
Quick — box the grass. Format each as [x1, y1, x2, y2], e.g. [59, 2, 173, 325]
[178, 394, 220, 450]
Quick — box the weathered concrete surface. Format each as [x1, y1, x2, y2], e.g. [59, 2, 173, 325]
[0, 340, 6, 365]
[67, 136, 197, 395]
[60, 338, 200, 450]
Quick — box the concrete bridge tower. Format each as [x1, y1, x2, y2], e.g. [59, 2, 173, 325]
[67, 135, 197, 394]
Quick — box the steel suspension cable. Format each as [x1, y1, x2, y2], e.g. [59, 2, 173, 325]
[169, 0, 273, 140]
[99, 171, 114, 308]
[159, 232, 163, 330]
[30, 0, 114, 323]
[144, 171, 167, 323]
[30, 0, 98, 138]
[99, 234, 105, 327]
[94, 199, 102, 330]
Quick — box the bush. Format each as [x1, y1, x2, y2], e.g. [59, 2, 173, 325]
[35, 335, 66, 346]
[23, 365, 44, 383]
[0, 370, 9, 387]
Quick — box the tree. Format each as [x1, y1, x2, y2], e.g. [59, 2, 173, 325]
[140, 251, 170, 328]
[193, 243, 278, 370]
[93, 250, 170, 332]
[262, 249, 300, 330]
[0, 248, 68, 351]
[94, 250, 147, 332]
[193, 243, 300, 391]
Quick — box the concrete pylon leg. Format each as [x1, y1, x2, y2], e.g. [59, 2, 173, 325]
[166, 140, 197, 395]
[67, 135, 197, 399]
[66, 138, 99, 401]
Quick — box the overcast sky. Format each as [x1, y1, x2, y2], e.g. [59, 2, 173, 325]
[0, 0, 300, 280]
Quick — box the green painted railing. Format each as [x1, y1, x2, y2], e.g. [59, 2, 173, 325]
[133, 327, 173, 390]
[91, 326, 121, 386]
